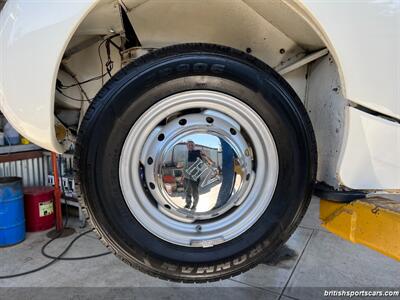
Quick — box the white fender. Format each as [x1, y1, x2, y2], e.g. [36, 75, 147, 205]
[0, 0, 99, 153]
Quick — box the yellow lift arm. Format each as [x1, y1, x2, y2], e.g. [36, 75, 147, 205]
[320, 197, 400, 261]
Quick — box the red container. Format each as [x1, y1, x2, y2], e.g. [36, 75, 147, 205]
[23, 187, 55, 232]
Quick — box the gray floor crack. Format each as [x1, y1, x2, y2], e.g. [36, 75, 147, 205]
[278, 229, 315, 300]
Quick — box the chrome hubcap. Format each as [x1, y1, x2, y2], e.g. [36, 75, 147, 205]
[119, 91, 279, 247]
[142, 111, 253, 222]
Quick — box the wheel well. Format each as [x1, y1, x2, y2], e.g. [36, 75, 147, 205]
[56, 0, 346, 188]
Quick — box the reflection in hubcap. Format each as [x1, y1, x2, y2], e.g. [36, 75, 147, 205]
[141, 111, 253, 222]
[163, 135, 235, 213]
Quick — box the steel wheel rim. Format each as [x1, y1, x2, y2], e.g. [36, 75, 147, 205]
[119, 90, 279, 247]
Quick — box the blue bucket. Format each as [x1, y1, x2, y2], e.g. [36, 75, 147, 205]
[0, 177, 25, 246]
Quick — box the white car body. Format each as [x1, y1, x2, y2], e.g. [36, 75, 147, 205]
[0, 0, 399, 191]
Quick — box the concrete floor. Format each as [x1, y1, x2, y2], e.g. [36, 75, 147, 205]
[0, 196, 399, 300]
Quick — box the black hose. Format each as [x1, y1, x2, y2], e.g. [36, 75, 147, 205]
[0, 228, 110, 279]
[41, 228, 110, 261]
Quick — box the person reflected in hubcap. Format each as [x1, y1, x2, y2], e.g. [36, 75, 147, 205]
[183, 141, 214, 210]
[159, 133, 241, 214]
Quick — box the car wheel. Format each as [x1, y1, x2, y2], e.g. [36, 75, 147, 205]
[75, 43, 317, 282]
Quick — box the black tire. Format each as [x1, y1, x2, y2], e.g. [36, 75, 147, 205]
[75, 43, 317, 282]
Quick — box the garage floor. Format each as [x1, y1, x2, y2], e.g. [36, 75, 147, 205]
[1, 196, 399, 300]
